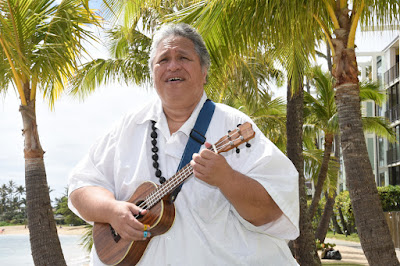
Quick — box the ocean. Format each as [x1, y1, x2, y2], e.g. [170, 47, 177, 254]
[0, 234, 89, 265]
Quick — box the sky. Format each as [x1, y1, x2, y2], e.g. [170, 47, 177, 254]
[0, 9, 398, 203]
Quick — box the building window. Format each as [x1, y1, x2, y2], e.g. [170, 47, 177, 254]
[389, 165, 400, 185]
[366, 102, 373, 117]
[379, 172, 385, 187]
[378, 137, 385, 167]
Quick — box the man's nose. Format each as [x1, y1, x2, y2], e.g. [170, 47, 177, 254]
[167, 58, 181, 71]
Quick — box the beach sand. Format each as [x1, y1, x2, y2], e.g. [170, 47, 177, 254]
[0, 225, 87, 235]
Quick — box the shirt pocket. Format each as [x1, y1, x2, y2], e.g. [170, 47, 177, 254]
[184, 178, 229, 224]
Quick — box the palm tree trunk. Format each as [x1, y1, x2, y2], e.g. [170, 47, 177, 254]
[337, 206, 348, 235]
[286, 82, 321, 265]
[315, 191, 336, 242]
[331, 214, 342, 234]
[332, 22, 399, 264]
[308, 135, 333, 218]
[20, 102, 67, 266]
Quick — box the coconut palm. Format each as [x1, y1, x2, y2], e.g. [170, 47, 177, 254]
[6, 180, 16, 210]
[83, 1, 320, 264]
[305, 66, 395, 219]
[0, 0, 99, 264]
[70, 23, 152, 98]
[84, 0, 400, 264]
[305, 67, 395, 244]
[71, 2, 288, 149]
[160, 1, 400, 264]
[16, 185, 25, 203]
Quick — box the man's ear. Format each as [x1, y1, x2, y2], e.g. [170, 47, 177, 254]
[202, 68, 208, 84]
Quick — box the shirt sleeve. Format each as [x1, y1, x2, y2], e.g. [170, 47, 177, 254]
[229, 121, 300, 240]
[67, 118, 124, 220]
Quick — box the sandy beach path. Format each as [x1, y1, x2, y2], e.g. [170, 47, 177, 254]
[0, 225, 88, 235]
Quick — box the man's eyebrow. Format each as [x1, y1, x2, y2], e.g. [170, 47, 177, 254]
[158, 48, 193, 57]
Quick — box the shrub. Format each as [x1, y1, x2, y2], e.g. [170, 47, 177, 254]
[377, 185, 400, 211]
[333, 186, 400, 234]
[333, 191, 356, 234]
[315, 239, 336, 251]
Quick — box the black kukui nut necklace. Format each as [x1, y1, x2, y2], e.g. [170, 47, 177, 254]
[151, 120, 166, 184]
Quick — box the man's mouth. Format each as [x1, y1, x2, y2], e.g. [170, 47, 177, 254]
[167, 77, 183, 82]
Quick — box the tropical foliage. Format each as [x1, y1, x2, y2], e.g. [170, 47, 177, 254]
[0, 181, 26, 224]
[304, 66, 395, 215]
[0, 0, 100, 264]
[379, 185, 400, 212]
[54, 195, 85, 226]
[76, 0, 398, 264]
[68, 1, 399, 265]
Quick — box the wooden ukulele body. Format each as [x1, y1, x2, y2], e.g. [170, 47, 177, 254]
[93, 181, 175, 265]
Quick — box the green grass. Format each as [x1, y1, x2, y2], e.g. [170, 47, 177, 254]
[326, 231, 360, 243]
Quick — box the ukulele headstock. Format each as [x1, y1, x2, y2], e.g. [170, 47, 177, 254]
[215, 122, 255, 154]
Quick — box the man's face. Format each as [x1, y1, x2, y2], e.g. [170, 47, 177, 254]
[152, 35, 207, 109]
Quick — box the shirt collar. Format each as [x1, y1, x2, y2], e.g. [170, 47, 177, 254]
[135, 92, 208, 137]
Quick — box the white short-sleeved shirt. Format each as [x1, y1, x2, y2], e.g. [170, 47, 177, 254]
[68, 93, 299, 265]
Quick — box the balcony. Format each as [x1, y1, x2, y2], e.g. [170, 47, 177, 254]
[387, 146, 400, 165]
[386, 104, 400, 122]
[384, 62, 400, 86]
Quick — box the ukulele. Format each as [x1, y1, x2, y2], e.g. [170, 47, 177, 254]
[93, 122, 255, 265]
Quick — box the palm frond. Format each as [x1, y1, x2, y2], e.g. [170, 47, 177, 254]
[69, 58, 151, 99]
[362, 116, 396, 143]
[359, 80, 386, 106]
[304, 148, 339, 193]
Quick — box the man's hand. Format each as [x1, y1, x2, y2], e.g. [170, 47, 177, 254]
[190, 142, 282, 226]
[70, 187, 151, 241]
[108, 201, 150, 241]
[190, 142, 234, 188]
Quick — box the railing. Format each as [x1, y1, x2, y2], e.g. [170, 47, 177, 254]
[384, 212, 400, 249]
[387, 146, 400, 165]
[384, 62, 400, 86]
[387, 148, 395, 165]
[385, 104, 400, 122]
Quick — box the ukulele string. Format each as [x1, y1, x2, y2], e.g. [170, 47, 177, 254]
[141, 129, 245, 210]
[143, 130, 244, 209]
[144, 133, 243, 209]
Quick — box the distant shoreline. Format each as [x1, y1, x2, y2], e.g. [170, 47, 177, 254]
[0, 225, 87, 236]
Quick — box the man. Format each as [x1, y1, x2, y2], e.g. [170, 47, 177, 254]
[68, 23, 299, 265]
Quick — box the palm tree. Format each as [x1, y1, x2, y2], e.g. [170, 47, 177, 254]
[0, 184, 8, 214]
[0, 0, 99, 264]
[304, 67, 395, 242]
[81, 1, 320, 264]
[16, 185, 25, 203]
[305, 67, 395, 218]
[234, 91, 287, 152]
[7, 180, 16, 210]
[159, 1, 400, 264]
[70, 23, 152, 98]
[83, 1, 399, 264]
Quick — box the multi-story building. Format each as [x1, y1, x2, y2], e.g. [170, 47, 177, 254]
[355, 35, 399, 188]
[383, 36, 400, 186]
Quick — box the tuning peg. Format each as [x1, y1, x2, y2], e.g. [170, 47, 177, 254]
[237, 123, 242, 127]
[246, 142, 251, 148]
[236, 147, 240, 154]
